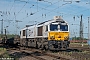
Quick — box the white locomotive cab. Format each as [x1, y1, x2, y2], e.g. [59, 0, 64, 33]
[20, 28, 27, 39]
[27, 25, 36, 38]
[43, 25, 49, 37]
[20, 25, 36, 39]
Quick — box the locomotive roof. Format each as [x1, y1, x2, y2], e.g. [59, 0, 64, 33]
[22, 16, 68, 30]
[38, 19, 52, 25]
[38, 18, 66, 25]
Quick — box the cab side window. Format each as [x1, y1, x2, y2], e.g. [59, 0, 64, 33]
[46, 25, 48, 31]
[23, 30, 26, 36]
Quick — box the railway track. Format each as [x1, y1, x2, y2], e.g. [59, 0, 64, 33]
[6, 47, 70, 60]
[21, 51, 46, 60]
[2, 43, 90, 60]
[23, 50, 69, 60]
[0, 44, 90, 60]
[6, 45, 87, 60]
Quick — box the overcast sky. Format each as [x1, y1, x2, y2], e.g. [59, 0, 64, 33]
[0, 0, 90, 38]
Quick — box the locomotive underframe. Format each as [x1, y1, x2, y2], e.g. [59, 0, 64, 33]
[20, 38, 70, 50]
[48, 40, 70, 50]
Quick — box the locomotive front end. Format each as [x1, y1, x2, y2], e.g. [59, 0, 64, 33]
[48, 17, 70, 50]
[48, 32, 69, 41]
[20, 16, 70, 50]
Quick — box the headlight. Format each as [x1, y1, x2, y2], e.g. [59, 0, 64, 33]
[50, 36, 55, 39]
[64, 36, 69, 39]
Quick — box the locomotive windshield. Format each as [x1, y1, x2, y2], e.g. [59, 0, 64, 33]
[60, 25, 68, 31]
[50, 24, 58, 31]
[50, 24, 68, 31]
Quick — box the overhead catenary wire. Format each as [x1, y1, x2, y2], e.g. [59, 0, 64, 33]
[29, 1, 90, 23]
[0, 11, 12, 22]
[29, 2, 72, 22]
[10, 0, 15, 12]
[13, 1, 28, 19]
[0, 0, 16, 24]
[1, 0, 90, 21]
[21, 0, 62, 20]
[1, 0, 90, 22]
[20, 0, 82, 21]
[9, 0, 29, 21]
[33, 0, 79, 19]
[0, 0, 90, 35]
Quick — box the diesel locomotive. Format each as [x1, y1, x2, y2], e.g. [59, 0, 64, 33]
[20, 16, 70, 50]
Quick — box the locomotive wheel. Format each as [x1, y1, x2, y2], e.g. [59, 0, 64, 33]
[36, 42, 38, 49]
[44, 44, 48, 50]
[40, 45, 43, 50]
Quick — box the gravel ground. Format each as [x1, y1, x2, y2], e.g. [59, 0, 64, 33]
[1, 43, 90, 60]
[19, 56, 38, 60]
